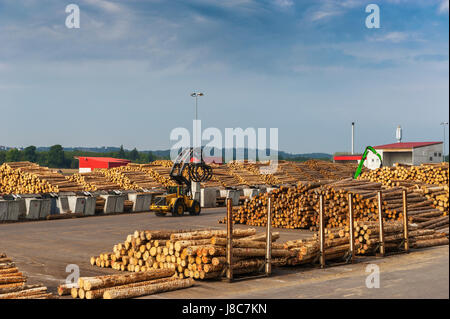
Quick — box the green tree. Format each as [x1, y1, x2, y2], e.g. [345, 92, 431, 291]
[5, 148, 21, 162]
[129, 148, 139, 161]
[23, 146, 37, 163]
[0, 151, 6, 164]
[118, 145, 126, 159]
[47, 145, 66, 168]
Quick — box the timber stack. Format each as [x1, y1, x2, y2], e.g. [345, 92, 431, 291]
[0, 253, 55, 299]
[222, 178, 448, 232]
[60, 268, 194, 299]
[283, 220, 448, 265]
[90, 228, 293, 280]
[358, 163, 449, 187]
[67, 171, 121, 191]
[0, 162, 84, 194]
[100, 166, 164, 190]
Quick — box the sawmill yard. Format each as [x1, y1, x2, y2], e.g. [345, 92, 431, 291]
[0, 208, 448, 299]
[0, 160, 449, 300]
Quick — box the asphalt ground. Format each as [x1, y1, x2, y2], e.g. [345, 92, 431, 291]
[1, 207, 448, 299]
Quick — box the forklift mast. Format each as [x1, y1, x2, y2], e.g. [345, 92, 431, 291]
[169, 148, 213, 193]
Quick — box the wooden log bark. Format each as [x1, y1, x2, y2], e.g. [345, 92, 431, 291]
[57, 283, 77, 296]
[85, 277, 177, 299]
[103, 278, 194, 299]
[0, 286, 47, 299]
[83, 268, 175, 291]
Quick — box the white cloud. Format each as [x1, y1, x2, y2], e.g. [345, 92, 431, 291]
[82, 0, 123, 13]
[439, 0, 449, 13]
[274, 0, 294, 8]
[310, 9, 342, 21]
[372, 32, 410, 43]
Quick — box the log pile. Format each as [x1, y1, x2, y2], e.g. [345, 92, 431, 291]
[89, 228, 293, 280]
[359, 163, 449, 187]
[0, 162, 84, 194]
[67, 171, 121, 191]
[0, 253, 55, 299]
[100, 166, 164, 190]
[222, 178, 448, 232]
[60, 268, 194, 299]
[283, 220, 449, 265]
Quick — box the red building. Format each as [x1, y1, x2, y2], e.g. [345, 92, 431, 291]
[333, 155, 362, 164]
[76, 157, 131, 173]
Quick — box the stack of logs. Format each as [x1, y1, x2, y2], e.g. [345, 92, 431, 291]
[59, 268, 194, 299]
[359, 163, 449, 187]
[283, 221, 448, 264]
[0, 162, 83, 194]
[100, 166, 164, 190]
[67, 171, 121, 192]
[90, 228, 294, 281]
[0, 253, 55, 299]
[223, 178, 448, 233]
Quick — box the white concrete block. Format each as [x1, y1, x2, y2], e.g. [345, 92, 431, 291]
[68, 196, 86, 214]
[25, 198, 41, 220]
[227, 190, 240, 206]
[54, 197, 70, 214]
[243, 188, 260, 199]
[0, 200, 8, 221]
[128, 193, 144, 212]
[7, 201, 20, 221]
[83, 197, 96, 216]
[142, 194, 153, 212]
[115, 195, 126, 213]
[39, 199, 51, 219]
[100, 195, 116, 214]
[201, 188, 217, 208]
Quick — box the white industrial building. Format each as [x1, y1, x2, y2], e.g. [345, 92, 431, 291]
[365, 141, 443, 169]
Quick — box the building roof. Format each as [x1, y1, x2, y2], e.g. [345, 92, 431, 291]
[333, 155, 362, 161]
[76, 157, 131, 163]
[374, 142, 442, 150]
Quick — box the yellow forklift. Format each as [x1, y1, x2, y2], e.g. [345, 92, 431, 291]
[150, 148, 212, 217]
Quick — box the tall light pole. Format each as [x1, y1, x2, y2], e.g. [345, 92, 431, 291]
[190, 92, 204, 120]
[441, 122, 448, 162]
[351, 122, 355, 155]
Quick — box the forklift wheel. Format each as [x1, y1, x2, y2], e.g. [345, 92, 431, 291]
[172, 200, 185, 217]
[155, 212, 166, 217]
[189, 200, 201, 216]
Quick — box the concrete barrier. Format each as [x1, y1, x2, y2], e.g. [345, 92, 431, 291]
[0, 200, 8, 221]
[142, 194, 153, 212]
[201, 188, 217, 208]
[115, 195, 126, 213]
[39, 199, 51, 219]
[128, 193, 144, 212]
[68, 196, 86, 214]
[8, 201, 20, 221]
[16, 199, 26, 218]
[219, 189, 240, 206]
[25, 198, 41, 220]
[100, 195, 117, 214]
[191, 182, 201, 202]
[53, 197, 70, 215]
[83, 197, 96, 216]
[243, 188, 260, 199]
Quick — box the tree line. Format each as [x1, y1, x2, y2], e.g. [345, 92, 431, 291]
[0, 145, 163, 168]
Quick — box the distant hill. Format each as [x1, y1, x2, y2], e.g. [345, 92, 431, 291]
[147, 149, 332, 161]
[37, 146, 121, 153]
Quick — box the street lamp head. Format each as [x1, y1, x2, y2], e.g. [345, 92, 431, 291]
[191, 92, 204, 97]
[440, 122, 449, 125]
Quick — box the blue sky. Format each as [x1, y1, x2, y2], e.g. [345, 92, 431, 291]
[0, 0, 448, 154]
